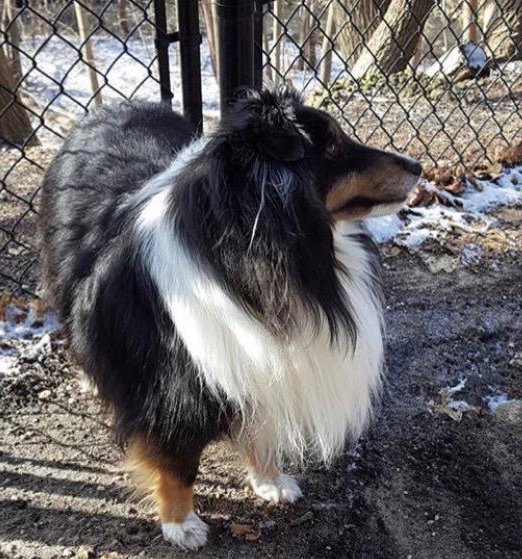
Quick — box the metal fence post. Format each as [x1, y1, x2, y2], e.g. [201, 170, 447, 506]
[177, 0, 203, 133]
[253, 0, 265, 90]
[217, 0, 256, 115]
[153, 0, 173, 104]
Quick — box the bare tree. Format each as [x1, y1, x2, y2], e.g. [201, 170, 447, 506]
[297, 1, 317, 70]
[333, 0, 392, 64]
[320, 4, 336, 83]
[272, 0, 283, 81]
[351, 0, 435, 78]
[201, 1, 219, 80]
[462, 0, 479, 43]
[74, 1, 103, 106]
[0, 47, 37, 146]
[481, 0, 497, 31]
[485, 0, 522, 62]
[117, 0, 130, 38]
[2, 0, 23, 81]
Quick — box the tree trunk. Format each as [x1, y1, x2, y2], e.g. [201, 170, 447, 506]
[462, 0, 479, 43]
[74, 1, 103, 106]
[0, 47, 37, 146]
[481, 0, 497, 31]
[3, 0, 23, 82]
[333, 0, 392, 65]
[485, 0, 522, 62]
[201, 1, 219, 80]
[117, 0, 130, 38]
[351, 0, 435, 78]
[320, 4, 336, 83]
[272, 0, 283, 81]
[300, 1, 317, 69]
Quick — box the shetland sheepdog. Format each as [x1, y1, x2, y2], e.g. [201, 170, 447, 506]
[40, 88, 421, 550]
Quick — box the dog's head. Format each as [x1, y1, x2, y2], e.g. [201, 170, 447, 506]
[220, 88, 421, 221]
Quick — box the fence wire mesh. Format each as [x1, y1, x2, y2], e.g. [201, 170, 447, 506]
[0, 0, 171, 296]
[1, 0, 521, 296]
[261, 0, 521, 171]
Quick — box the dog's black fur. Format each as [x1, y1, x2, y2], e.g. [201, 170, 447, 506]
[40, 90, 419, 485]
[41, 102, 226, 475]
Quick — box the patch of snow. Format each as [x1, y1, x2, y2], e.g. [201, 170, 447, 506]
[447, 400, 470, 413]
[0, 306, 60, 377]
[365, 165, 522, 247]
[461, 244, 482, 265]
[485, 393, 513, 412]
[462, 173, 522, 213]
[21, 35, 220, 123]
[0, 307, 59, 340]
[20, 333, 53, 362]
[0, 352, 17, 376]
[447, 378, 467, 394]
[365, 214, 403, 243]
[425, 45, 463, 78]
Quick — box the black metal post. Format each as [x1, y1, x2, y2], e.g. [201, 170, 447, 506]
[177, 0, 203, 134]
[153, 0, 173, 103]
[217, 0, 256, 115]
[253, 0, 265, 90]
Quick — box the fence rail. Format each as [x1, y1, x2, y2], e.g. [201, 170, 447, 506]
[1, 0, 521, 296]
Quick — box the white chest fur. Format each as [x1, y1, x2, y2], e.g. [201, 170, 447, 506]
[137, 175, 384, 466]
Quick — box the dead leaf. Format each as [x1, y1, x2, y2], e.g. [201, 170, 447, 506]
[494, 142, 522, 167]
[230, 522, 260, 541]
[442, 179, 466, 196]
[487, 162, 503, 175]
[408, 184, 436, 207]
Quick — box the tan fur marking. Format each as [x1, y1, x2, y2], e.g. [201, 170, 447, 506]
[125, 435, 194, 524]
[156, 475, 194, 523]
[325, 163, 414, 220]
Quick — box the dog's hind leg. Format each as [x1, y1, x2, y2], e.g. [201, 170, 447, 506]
[240, 443, 303, 504]
[125, 435, 208, 550]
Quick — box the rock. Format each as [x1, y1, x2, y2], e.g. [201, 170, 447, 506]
[424, 254, 458, 274]
[21, 334, 52, 362]
[258, 520, 276, 530]
[494, 400, 522, 425]
[75, 545, 96, 559]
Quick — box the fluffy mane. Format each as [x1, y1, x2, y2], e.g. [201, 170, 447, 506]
[169, 89, 356, 345]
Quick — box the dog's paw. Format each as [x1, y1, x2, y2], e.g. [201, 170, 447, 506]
[249, 472, 303, 504]
[161, 512, 209, 550]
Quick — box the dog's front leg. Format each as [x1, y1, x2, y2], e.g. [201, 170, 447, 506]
[126, 435, 208, 550]
[239, 443, 303, 504]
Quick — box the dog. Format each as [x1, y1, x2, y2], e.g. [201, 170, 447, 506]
[40, 88, 421, 550]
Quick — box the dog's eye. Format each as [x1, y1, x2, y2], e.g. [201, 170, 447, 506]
[326, 142, 339, 159]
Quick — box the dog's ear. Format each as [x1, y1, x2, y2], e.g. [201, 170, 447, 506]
[227, 88, 308, 163]
[256, 128, 306, 162]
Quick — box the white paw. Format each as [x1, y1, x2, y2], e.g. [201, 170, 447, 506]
[249, 473, 303, 504]
[161, 512, 209, 550]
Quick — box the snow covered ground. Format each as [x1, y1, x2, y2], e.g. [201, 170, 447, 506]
[366, 165, 522, 246]
[0, 305, 59, 376]
[20, 34, 220, 119]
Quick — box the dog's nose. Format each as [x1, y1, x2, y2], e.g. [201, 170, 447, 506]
[396, 155, 422, 177]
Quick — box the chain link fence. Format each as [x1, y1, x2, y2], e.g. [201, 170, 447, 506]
[0, 0, 175, 296]
[261, 0, 521, 171]
[1, 0, 521, 296]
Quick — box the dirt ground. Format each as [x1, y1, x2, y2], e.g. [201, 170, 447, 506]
[1, 207, 522, 559]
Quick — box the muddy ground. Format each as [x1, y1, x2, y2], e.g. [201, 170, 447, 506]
[1, 208, 521, 559]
